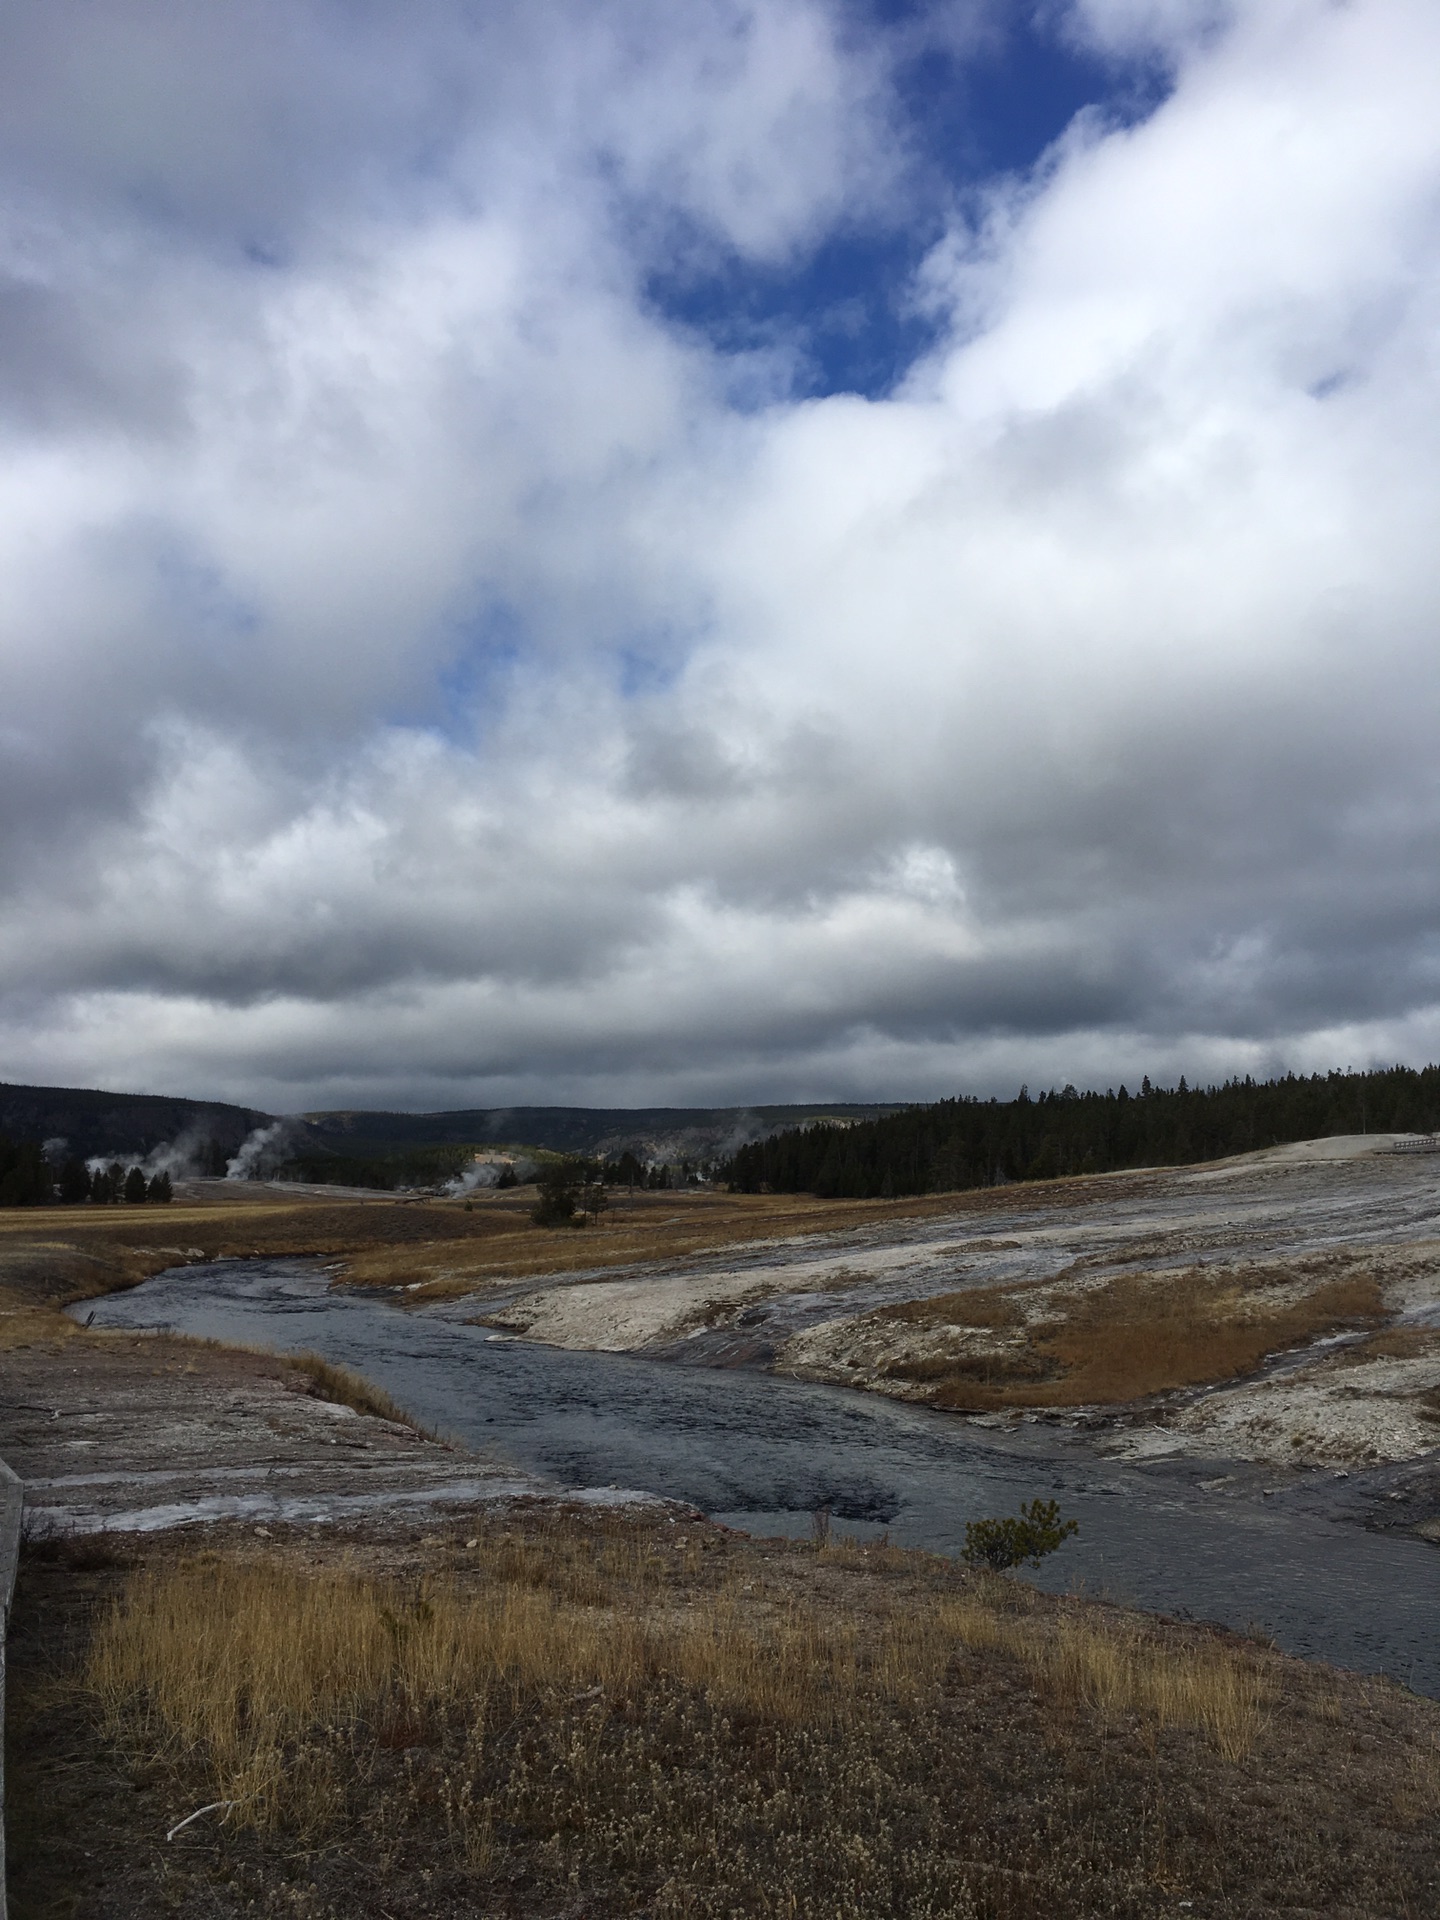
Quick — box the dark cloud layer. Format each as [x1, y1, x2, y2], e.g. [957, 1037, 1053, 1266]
[3, 0, 1440, 1112]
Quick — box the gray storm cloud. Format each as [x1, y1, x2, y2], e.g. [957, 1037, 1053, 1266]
[2, 0, 1440, 1110]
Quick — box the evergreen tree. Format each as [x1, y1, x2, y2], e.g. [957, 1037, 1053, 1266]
[58, 1156, 92, 1204]
[123, 1165, 148, 1204]
[531, 1157, 600, 1227]
[0, 1133, 52, 1205]
[721, 1064, 1440, 1198]
[531, 1174, 578, 1227]
[609, 1149, 646, 1191]
[146, 1170, 173, 1204]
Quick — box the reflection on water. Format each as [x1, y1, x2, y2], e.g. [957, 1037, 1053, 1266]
[79, 1257, 1439, 1697]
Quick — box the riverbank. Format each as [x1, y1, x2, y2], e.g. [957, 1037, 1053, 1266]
[477, 1143, 1440, 1495]
[0, 1331, 563, 1538]
[11, 1503, 1440, 1919]
[0, 1176, 957, 1325]
[68, 1254, 1440, 1696]
[14, 1146, 1438, 1499]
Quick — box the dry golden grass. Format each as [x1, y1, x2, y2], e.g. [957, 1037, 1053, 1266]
[279, 1349, 429, 1430]
[939, 1592, 1269, 1762]
[341, 1188, 957, 1298]
[16, 1513, 1438, 1919]
[0, 1289, 80, 1349]
[1341, 1322, 1440, 1363]
[88, 1558, 641, 1831]
[0, 1239, 135, 1343]
[1035, 1269, 1383, 1405]
[85, 1544, 1268, 1849]
[82, 1550, 947, 1861]
[880, 1267, 1384, 1409]
[881, 1285, 1023, 1330]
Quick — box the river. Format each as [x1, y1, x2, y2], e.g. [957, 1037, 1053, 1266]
[78, 1255, 1439, 1697]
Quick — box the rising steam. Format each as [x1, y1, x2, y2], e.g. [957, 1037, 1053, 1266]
[444, 1153, 536, 1195]
[226, 1121, 299, 1181]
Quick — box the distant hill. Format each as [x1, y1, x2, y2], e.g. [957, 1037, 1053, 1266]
[0, 1081, 269, 1163]
[303, 1103, 912, 1166]
[0, 1081, 911, 1176]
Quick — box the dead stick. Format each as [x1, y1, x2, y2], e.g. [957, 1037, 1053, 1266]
[166, 1799, 240, 1841]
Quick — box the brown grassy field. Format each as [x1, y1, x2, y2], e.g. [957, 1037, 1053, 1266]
[0, 1181, 971, 1334]
[0, 1165, 1172, 1322]
[873, 1265, 1385, 1409]
[10, 1509, 1439, 1920]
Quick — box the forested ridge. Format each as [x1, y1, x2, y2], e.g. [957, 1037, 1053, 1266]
[722, 1066, 1440, 1198]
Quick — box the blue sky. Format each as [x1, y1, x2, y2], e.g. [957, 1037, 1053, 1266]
[4, 0, 1440, 1113]
[648, 7, 1153, 400]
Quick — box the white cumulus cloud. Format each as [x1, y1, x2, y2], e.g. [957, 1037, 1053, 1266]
[2, 0, 1439, 1111]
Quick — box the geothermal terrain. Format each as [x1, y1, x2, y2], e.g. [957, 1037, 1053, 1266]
[2, 1135, 1438, 1917]
[475, 1135, 1440, 1503]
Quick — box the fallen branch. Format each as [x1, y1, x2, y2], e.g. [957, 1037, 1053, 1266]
[166, 1799, 241, 1841]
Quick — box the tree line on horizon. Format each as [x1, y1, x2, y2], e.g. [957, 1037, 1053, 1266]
[0, 1135, 173, 1207]
[720, 1065, 1440, 1198]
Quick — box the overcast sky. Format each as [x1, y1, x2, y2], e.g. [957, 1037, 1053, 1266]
[3, 0, 1439, 1115]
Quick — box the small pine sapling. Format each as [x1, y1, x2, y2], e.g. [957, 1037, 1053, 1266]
[961, 1498, 1079, 1572]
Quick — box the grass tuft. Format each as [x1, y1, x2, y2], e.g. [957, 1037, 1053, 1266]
[940, 1592, 1268, 1761]
[280, 1349, 433, 1433]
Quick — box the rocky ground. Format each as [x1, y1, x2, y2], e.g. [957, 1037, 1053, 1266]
[1, 1330, 697, 1544]
[480, 1138, 1440, 1507]
[2, 1335, 544, 1537]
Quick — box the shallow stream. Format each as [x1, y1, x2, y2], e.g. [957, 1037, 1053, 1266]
[79, 1256, 1439, 1697]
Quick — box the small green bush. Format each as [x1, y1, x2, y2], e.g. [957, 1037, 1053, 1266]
[961, 1499, 1079, 1572]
